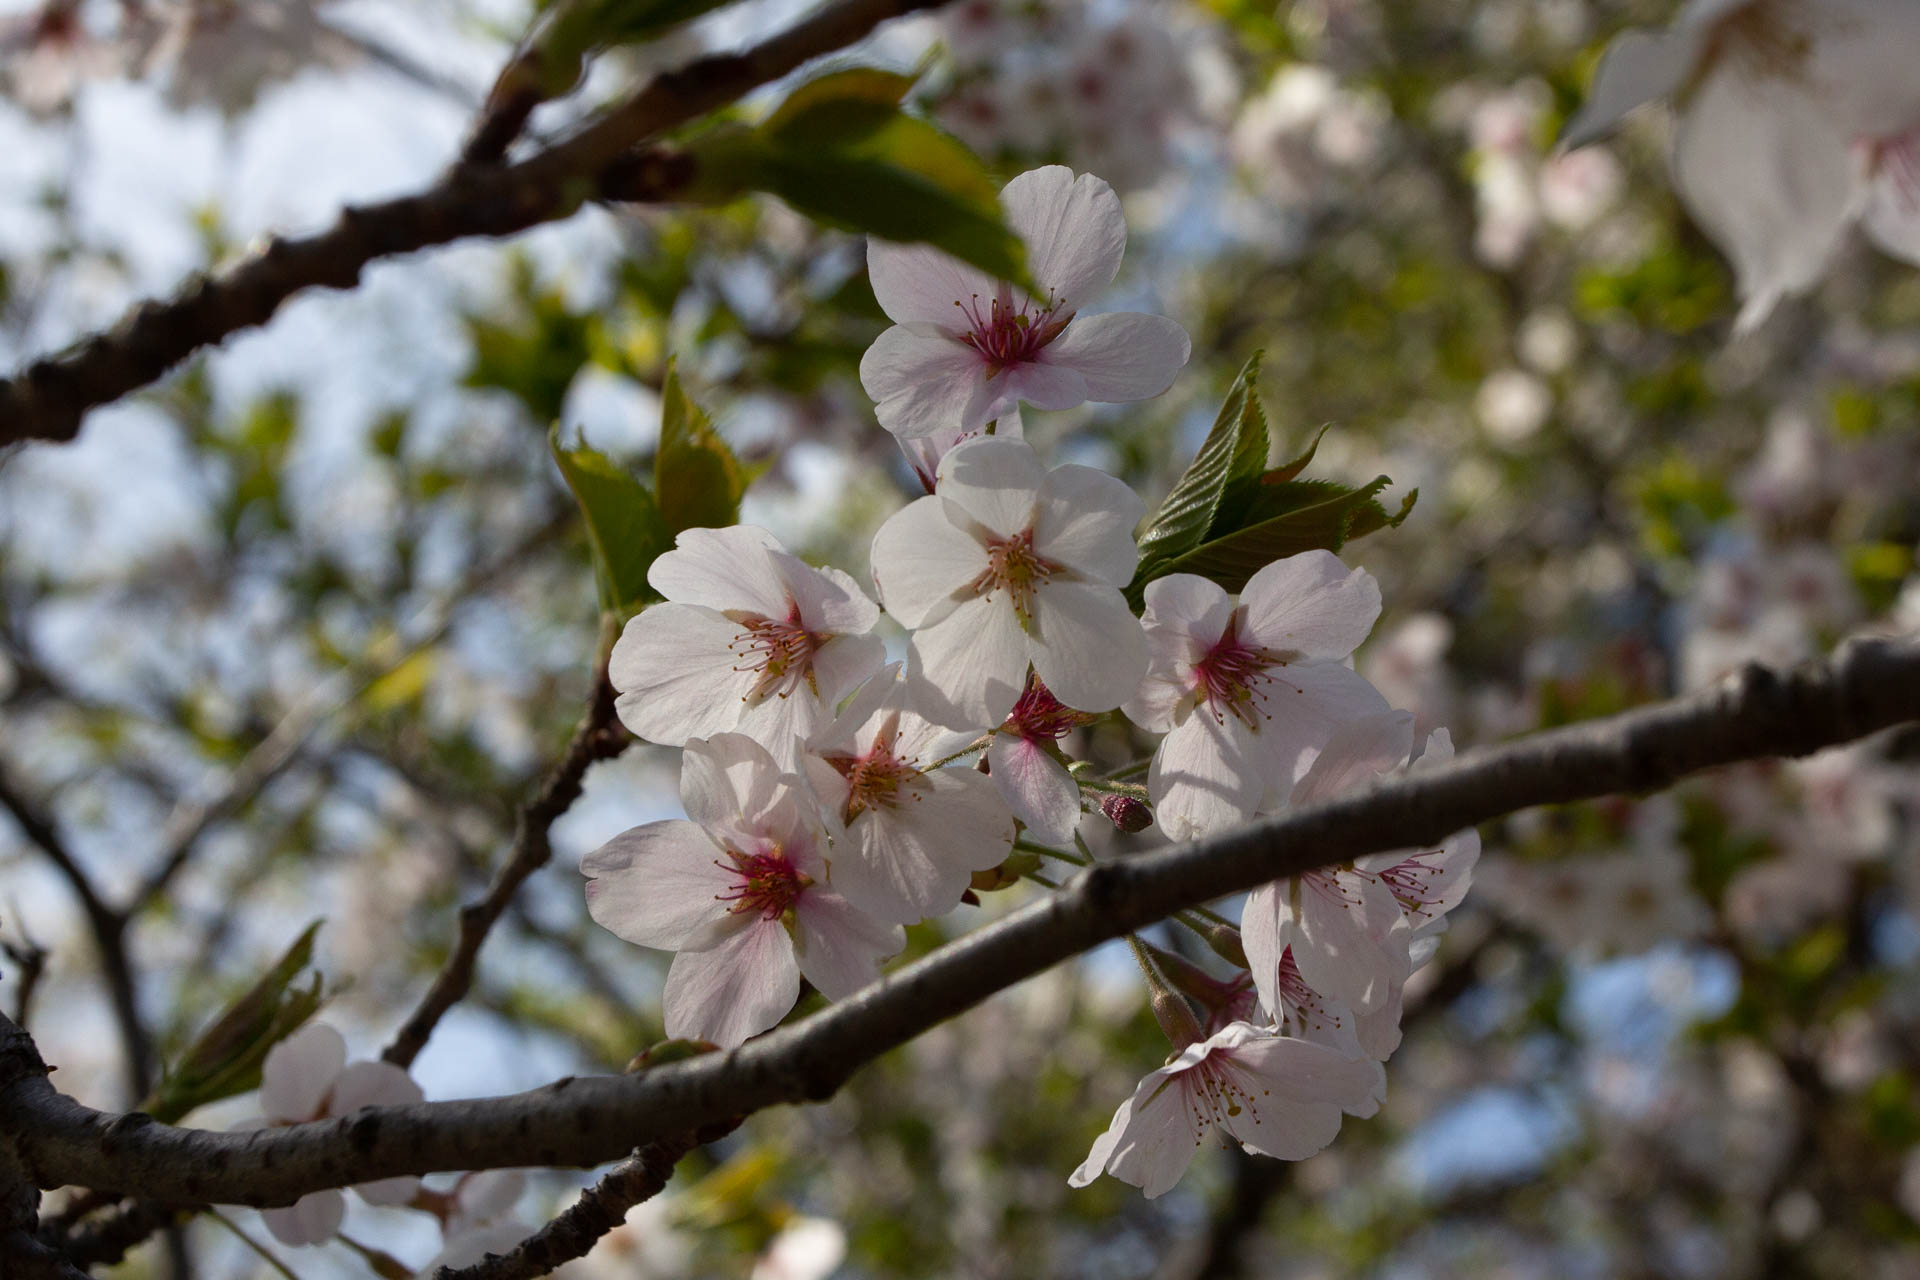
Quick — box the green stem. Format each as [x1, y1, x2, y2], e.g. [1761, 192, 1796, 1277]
[1074, 775, 1149, 800]
[927, 735, 992, 770]
[1014, 838, 1087, 865]
[206, 1208, 299, 1280]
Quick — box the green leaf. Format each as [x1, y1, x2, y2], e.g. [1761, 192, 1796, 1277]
[1150, 477, 1414, 595]
[761, 67, 916, 142]
[146, 922, 327, 1124]
[656, 359, 747, 535]
[550, 423, 673, 615]
[1132, 353, 1270, 593]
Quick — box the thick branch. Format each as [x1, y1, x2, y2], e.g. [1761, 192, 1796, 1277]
[2, 637, 1916, 1206]
[0, 0, 942, 449]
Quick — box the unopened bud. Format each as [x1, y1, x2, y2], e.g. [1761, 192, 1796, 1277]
[1100, 793, 1153, 833]
[1150, 988, 1203, 1050]
[1206, 923, 1248, 969]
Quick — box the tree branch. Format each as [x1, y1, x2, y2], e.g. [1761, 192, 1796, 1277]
[0, 0, 946, 449]
[1, 637, 1915, 1207]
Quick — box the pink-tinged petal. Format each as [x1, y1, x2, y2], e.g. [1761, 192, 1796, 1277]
[809, 633, 888, 712]
[871, 496, 989, 629]
[1262, 662, 1396, 789]
[1067, 1064, 1202, 1198]
[866, 239, 998, 329]
[1032, 463, 1145, 585]
[1862, 165, 1920, 263]
[678, 733, 790, 835]
[1001, 166, 1128, 313]
[1240, 551, 1382, 662]
[263, 1190, 346, 1247]
[1219, 1039, 1376, 1157]
[905, 593, 1032, 730]
[896, 409, 1024, 493]
[781, 560, 879, 636]
[1672, 65, 1858, 333]
[1041, 312, 1190, 403]
[583, 820, 729, 950]
[831, 769, 1014, 923]
[663, 918, 800, 1047]
[610, 605, 761, 746]
[730, 676, 835, 772]
[1288, 873, 1411, 1015]
[1240, 882, 1289, 1020]
[1150, 711, 1265, 841]
[1560, 24, 1707, 149]
[988, 733, 1082, 845]
[987, 358, 1090, 417]
[1289, 711, 1414, 807]
[936, 436, 1047, 539]
[327, 1060, 423, 1115]
[791, 890, 905, 997]
[645, 526, 790, 615]
[1123, 575, 1235, 733]
[1028, 581, 1148, 713]
[861, 324, 993, 439]
[354, 1174, 420, 1207]
[260, 1022, 345, 1124]
[1354, 987, 1404, 1065]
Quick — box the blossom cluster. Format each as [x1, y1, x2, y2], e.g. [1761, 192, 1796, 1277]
[583, 165, 1479, 1197]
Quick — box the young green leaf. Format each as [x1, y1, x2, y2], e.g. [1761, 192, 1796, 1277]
[1132, 353, 1269, 594]
[656, 359, 747, 535]
[550, 424, 673, 616]
[1150, 477, 1415, 594]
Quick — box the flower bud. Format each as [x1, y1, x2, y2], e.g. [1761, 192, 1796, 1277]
[1150, 988, 1204, 1050]
[1206, 923, 1248, 969]
[1100, 793, 1154, 833]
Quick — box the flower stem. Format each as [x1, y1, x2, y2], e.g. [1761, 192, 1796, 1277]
[205, 1209, 299, 1280]
[927, 735, 992, 770]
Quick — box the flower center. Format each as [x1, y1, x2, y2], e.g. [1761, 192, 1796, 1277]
[969, 528, 1060, 625]
[1192, 616, 1298, 730]
[956, 290, 1071, 370]
[1178, 1053, 1270, 1135]
[714, 849, 808, 921]
[729, 604, 826, 704]
[1275, 946, 1348, 1038]
[1374, 852, 1445, 917]
[1005, 673, 1095, 741]
[829, 729, 924, 824]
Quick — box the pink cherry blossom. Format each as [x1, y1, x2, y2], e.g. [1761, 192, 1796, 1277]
[987, 673, 1095, 845]
[1067, 1021, 1380, 1198]
[237, 1022, 425, 1246]
[802, 667, 1014, 925]
[869, 436, 1148, 730]
[582, 733, 903, 1047]
[859, 165, 1190, 440]
[610, 525, 885, 768]
[1122, 551, 1390, 840]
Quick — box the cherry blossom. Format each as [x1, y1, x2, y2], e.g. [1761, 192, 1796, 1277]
[859, 165, 1190, 440]
[1068, 1021, 1381, 1198]
[869, 436, 1147, 730]
[1563, 0, 1920, 330]
[987, 673, 1094, 844]
[582, 734, 903, 1047]
[610, 525, 885, 768]
[235, 1022, 424, 1246]
[1122, 551, 1390, 841]
[801, 667, 1013, 925]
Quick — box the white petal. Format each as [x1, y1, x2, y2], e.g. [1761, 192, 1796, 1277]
[1068, 1065, 1202, 1198]
[1150, 711, 1266, 841]
[1560, 25, 1706, 150]
[870, 496, 988, 629]
[1240, 551, 1382, 662]
[327, 1060, 422, 1115]
[262, 1190, 345, 1247]
[610, 605, 761, 747]
[1028, 581, 1148, 713]
[785, 559, 881, 635]
[1001, 166, 1128, 313]
[663, 919, 800, 1047]
[936, 436, 1047, 540]
[1262, 662, 1396, 791]
[1221, 1036, 1379, 1156]
[353, 1174, 421, 1208]
[1862, 165, 1920, 263]
[989, 733, 1082, 845]
[644, 526, 790, 614]
[904, 594, 1031, 730]
[1673, 64, 1859, 334]
[1289, 874, 1412, 1015]
[791, 890, 905, 998]
[260, 1023, 345, 1124]
[829, 770, 1013, 923]
[1240, 882, 1289, 1023]
[583, 820, 729, 950]
[989, 359, 1091, 416]
[1032, 463, 1145, 585]
[1123, 575, 1235, 733]
[1289, 711, 1414, 808]
[866, 239, 998, 328]
[1041, 312, 1191, 403]
[861, 323, 995, 439]
[678, 733, 789, 835]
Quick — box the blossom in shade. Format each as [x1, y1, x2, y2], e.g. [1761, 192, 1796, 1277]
[898, 408, 1022, 495]
[987, 673, 1095, 844]
[802, 667, 1014, 924]
[859, 165, 1190, 439]
[869, 436, 1147, 730]
[1266, 943, 1398, 1083]
[582, 734, 903, 1047]
[1122, 551, 1390, 841]
[610, 525, 885, 768]
[237, 1022, 424, 1246]
[1068, 1021, 1381, 1197]
[1562, 0, 1920, 331]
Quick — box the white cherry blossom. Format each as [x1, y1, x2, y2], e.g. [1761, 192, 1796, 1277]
[610, 525, 885, 768]
[583, 734, 903, 1047]
[859, 165, 1190, 440]
[1122, 551, 1390, 841]
[236, 1022, 425, 1247]
[869, 436, 1147, 730]
[1068, 1021, 1381, 1198]
[802, 667, 1014, 925]
[1563, 0, 1920, 330]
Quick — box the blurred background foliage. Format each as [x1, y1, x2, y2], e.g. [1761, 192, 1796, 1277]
[1, 0, 1919, 1277]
